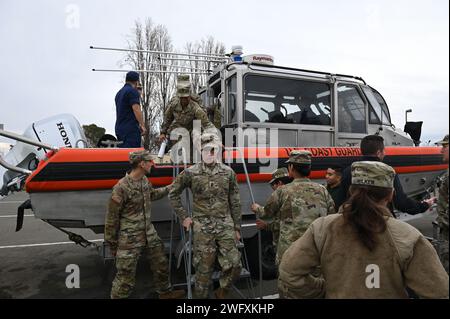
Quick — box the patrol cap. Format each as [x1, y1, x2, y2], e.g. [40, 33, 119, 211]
[126, 71, 140, 82]
[177, 85, 191, 97]
[269, 167, 289, 184]
[200, 133, 220, 149]
[351, 161, 395, 189]
[436, 134, 449, 146]
[285, 150, 312, 164]
[129, 150, 154, 164]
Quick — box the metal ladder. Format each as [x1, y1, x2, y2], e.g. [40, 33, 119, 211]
[209, 236, 256, 299]
[167, 148, 194, 298]
[224, 147, 263, 299]
[167, 147, 259, 299]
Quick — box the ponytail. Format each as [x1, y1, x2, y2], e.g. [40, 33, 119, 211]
[342, 185, 392, 251]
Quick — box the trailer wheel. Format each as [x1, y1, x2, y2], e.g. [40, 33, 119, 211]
[243, 230, 278, 280]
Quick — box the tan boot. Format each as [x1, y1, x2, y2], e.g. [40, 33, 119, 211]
[159, 289, 185, 299]
[214, 287, 230, 299]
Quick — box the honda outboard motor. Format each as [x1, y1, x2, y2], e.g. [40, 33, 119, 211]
[0, 113, 87, 196]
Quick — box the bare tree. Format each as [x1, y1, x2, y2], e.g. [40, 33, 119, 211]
[184, 36, 226, 93]
[123, 19, 174, 151]
[153, 25, 175, 117]
[123, 20, 226, 150]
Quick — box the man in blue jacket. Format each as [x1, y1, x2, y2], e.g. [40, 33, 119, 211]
[115, 71, 146, 148]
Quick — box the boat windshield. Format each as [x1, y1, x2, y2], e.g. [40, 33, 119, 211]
[363, 86, 391, 125]
[244, 74, 332, 125]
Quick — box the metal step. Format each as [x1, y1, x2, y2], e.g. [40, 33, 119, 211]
[212, 267, 252, 281]
[173, 266, 252, 288]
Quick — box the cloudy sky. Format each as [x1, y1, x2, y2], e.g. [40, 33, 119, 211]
[0, 0, 448, 144]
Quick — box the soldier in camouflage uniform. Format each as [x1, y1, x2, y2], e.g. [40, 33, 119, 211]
[251, 150, 336, 265]
[159, 75, 215, 144]
[436, 134, 449, 273]
[279, 161, 449, 299]
[251, 167, 293, 249]
[105, 150, 185, 299]
[169, 134, 242, 299]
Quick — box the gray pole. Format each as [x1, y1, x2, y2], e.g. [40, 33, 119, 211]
[225, 147, 262, 299]
[90, 46, 227, 59]
[0, 129, 58, 151]
[405, 109, 412, 123]
[92, 69, 212, 75]
[0, 155, 32, 175]
[182, 148, 193, 300]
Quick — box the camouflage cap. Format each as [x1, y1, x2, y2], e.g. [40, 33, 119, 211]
[285, 150, 312, 164]
[176, 85, 191, 97]
[269, 167, 289, 184]
[129, 150, 154, 164]
[200, 133, 220, 149]
[436, 134, 449, 146]
[351, 161, 395, 188]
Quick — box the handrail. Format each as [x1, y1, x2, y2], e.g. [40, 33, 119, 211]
[0, 129, 58, 151]
[224, 147, 262, 299]
[0, 155, 31, 175]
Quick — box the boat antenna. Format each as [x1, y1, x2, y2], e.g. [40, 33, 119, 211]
[91, 69, 212, 75]
[90, 45, 227, 60]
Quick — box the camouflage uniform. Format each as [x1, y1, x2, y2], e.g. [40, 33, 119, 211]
[190, 93, 203, 106]
[105, 150, 173, 299]
[169, 136, 242, 298]
[436, 135, 449, 273]
[255, 167, 291, 248]
[160, 75, 214, 138]
[279, 161, 449, 299]
[255, 206, 280, 248]
[258, 151, 336, 264]
[166, 93, 203, 108]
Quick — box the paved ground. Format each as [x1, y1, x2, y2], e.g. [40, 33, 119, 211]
[0, 192, 437, 299]
[0, 192, 276, 299]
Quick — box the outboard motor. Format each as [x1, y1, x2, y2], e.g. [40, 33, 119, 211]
[0, 113, 87, 196]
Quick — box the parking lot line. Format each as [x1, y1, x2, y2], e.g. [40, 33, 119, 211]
[0, 214, 33, 218]
[0, 201, 25, 204]
[0, 239, 104, 249]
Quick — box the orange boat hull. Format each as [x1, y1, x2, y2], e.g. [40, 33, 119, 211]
[25, 146, 447, 193]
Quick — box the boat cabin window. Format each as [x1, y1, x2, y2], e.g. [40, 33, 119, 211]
[337, 84, 367, 134]
[362, 86, 391, 125]
[204, 82, 222, 127]
[227, 75, 237, 123]
[199, 90, 207, 106]
[243, 75, 331, 125]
